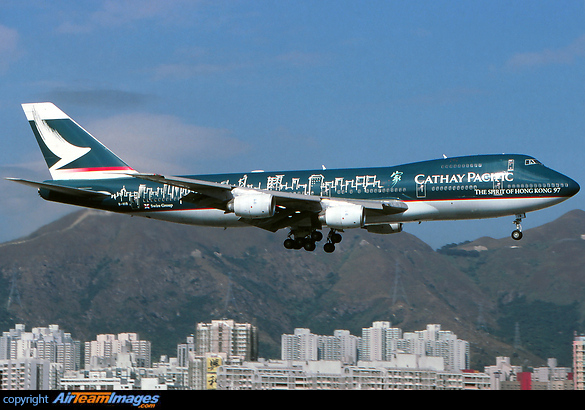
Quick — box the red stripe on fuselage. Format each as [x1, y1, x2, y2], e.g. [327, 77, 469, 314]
[59, 166, 135, 173]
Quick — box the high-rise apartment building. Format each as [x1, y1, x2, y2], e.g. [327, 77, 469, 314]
[85, 332, 151, 369]
[217, 360, 475, 390]
[0, 324, 80, 390]
[281, 328, 319, 361]
[0, 324, 81, 371]
[281, 323, 468, 370]
[281, 328, 359, 363]
[196, 319, 258, 362]
[322, 330, 359, 364]
[360, 321, 391, 361]
[573, 335, 585, 390]
[0, 358, 52, 390]
[359, 323, 469, 371]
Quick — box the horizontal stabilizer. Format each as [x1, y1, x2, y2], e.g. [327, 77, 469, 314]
[6, 178, 111, 198]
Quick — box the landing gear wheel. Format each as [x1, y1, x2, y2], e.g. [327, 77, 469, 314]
[310, 230, 323, 242]
[283, 238, 294, 249]
[511, 230, 523, 241]
[323, 243, 336, 253]
[303, 241, 316, 252]
[293, 238, 304, 250]
[327, 229, 342, 244]
[322, 229, 342, 253]
[511, 213, 525, 241]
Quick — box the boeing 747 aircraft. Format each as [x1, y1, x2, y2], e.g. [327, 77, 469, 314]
[7, 103, 580, 252]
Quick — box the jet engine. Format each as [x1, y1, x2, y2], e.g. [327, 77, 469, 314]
[228, 193, 275, 219]
[365, 223, 403, 234]
[320, 204, 365, 229]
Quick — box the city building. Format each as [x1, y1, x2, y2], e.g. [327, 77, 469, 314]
[0, 320, 578, 391]
[0, 324, 81, 389]
[85, 333, 151, 369]
[0, 358, 52, 390]
[359, 322, 469, 371]
[216, 359, 485, 390]
[574, 334, 585, 390]
[532, 358, 573, 390]
[195, 319, 258, 362]
[0, 324, 81, 371]
[281, 323, 469, 371]
[281, 328, 359, 363]
[59, 369, 136, 390]
[281, 328, 319, 361]
[321, 330, 359, 364]
[484, 356, 522, 390]
[483, 356, 573, 390]
[360, 321, 391, 361]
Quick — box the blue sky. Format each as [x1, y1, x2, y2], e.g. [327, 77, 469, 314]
[0, 0, 583, 248]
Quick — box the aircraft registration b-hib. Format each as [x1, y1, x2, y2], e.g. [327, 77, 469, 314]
[7, 102, 580, 252]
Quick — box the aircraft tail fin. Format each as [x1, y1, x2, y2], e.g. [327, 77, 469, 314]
[22, 102, 136, 180]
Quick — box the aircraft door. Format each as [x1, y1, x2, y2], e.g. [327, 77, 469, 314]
[416, 182, 427, 198]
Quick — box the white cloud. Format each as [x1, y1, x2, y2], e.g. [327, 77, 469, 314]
[86, 113, 249, 174]
[505, 34, 585, 70]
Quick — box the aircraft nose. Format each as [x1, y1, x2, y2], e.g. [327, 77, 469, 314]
[567, 177, 580, 197]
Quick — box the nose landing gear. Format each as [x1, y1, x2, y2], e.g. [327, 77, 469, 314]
[511, 213, 525, 240]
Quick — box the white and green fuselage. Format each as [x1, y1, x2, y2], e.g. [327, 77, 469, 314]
[9, 103, 580, 252]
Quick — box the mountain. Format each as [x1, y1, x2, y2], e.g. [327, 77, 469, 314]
[442, 209, 585, 365]
[1, 209, 583, 369]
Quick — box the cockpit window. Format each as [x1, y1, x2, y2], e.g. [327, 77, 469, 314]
[525, 158, 542, 166]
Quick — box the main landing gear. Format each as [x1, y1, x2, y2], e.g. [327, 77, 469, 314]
[283, 229, 342, 253]
[323, 230, 342, 253]
[511, 213, 525, 241]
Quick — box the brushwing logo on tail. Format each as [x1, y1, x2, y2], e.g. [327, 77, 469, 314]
[32, 107, 91, 172]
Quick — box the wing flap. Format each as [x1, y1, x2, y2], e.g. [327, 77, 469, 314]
[361, 199, 408, 214]
[323, 197, 407, 214]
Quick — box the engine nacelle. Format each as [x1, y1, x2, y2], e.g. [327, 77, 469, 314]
[320, 204, 365, 229]
[365, 223, 403, 234]
[228, 193, 275, 219]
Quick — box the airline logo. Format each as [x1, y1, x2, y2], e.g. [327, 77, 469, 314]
[32, 108, 91, 173]
[415, 171, 514, 185]
[27, 104, 135, 180]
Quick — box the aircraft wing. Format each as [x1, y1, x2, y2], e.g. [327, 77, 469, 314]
[130, 173, 408, 231]
[6, 178, 111, 198]
[130, 173, 234, 201]
[131, 173, 323, 211]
